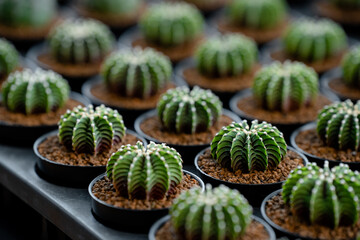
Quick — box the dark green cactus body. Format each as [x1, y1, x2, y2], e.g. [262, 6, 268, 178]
[0, 38, 19, 77]
[282, 161, 360, 228]
[342, 46, 360, 88]
[106, 141, 183, 200]
[58, 105, 126, 154]
[211, 120, 287, 172]
[284, 18, 347, 62]
[2, 68, 69, 115]
[48, 19, 115, 64]
[317, 100, 360, 151]
[101, 48, 172, 99]
[331, 0, 360, 8]
[195, 33, 258, 78]
[171, 185, 253, 240]
[253, 61, 319, 112]
[157, 86, 222, 134]
[140, 2, 204, 46]
[81, 0, 142, 14]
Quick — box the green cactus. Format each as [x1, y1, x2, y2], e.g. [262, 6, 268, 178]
[106, 141, 183, 200]
[284, 18, 347, 62]
[330, 0, 360, 8]
[253, 61, 319, 113]
[0, 38, 19, 77]
[48, 19, 115, 64]
[80, 0, 142, 14]
[101, 47, 172, 99]
[342, 46, 360, 88]
[157, 86, 222, 134]
[58, 104, 126, 154]
[2, 68, 69, 115]
[170, 184, 253, 240]
[316, 100, 360, 151]
[282, 161, 360, 228]
[195, 33, 258, 78]
[227, 0, 287, 30]
[211, 120, 287, 172]
[140, 2, 204, 47]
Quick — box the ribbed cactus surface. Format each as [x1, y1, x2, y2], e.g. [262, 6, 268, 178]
[342, 46, 360, 88]
[81, 0, 142, 14]
[0, 38, 19, 77]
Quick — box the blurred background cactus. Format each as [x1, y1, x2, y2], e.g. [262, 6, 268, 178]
[106, 141, 183, 200]
[78, 0, 142, 14]
[58, 105, 126, 154]
[195, 33, 258, 78]
[101, 48, 172, 99]
[0, 38, 19, 77]
[342, 46, 360, 88]
[157, 86, 222, 134]
[2, 68, 69, 114]
[330, 0, 360, 8]
[253, 61, 319, 112]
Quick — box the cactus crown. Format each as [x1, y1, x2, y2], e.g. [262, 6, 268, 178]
[2, 68, 69, 115]
[0, 38, 19, 77]
[253, 61, 319, 113]
[48, 19, 115, 64]
[195, 33, 258, 78]
[101, 47, 172, 99]
[171, 184, 253, 240]
[58, 104, 126, 154]
[284, 18, 347, 62]
[106, 141, 183, 200]
[317, 100, 360, 151]
[157, 86, 222, 134]
[282, 161, 360, 228]
[227, 0, 287, 30]
[342, 46, 360, 88]
[81, 0, 142, 14]
[140, 2, 204, 46]
[330, 0, 360, 8]
[211, 120, 287, 172]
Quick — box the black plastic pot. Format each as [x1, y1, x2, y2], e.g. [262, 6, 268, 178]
[148, 214, 276, 240]
[134, 109, 241, 163]
[33, 129, 147, 187]
[0, 92, 90, 147]
[290, 122, 360, 170]
[195, 146, 309, 207]
[89, 170, 205, 233]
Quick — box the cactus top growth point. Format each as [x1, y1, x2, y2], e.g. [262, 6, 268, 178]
[140, 2, 204, 47]
[80, 0, 142, 14]
[0, 38, 19, 77]
[342, 46, 360, 88]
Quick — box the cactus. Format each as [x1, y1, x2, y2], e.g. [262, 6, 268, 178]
[342, 46, 360, 88]
[0, 38, 19, 77]
[282, 161, 360, 228]
[106, 141, 183, 200]
[58, 105, 126, 154]
[140, 2, 204, 47]
[330, 0, 360, 8]
[48, 19, 115, 64]
[316, 100, 360, 151]
[157, 86, 222, 134]
[252, 61, 319, 113]
[170, 184, 253, 240]
[101, 48, 172, 99]
[80, 0, 142, 14]
[284, 18, 347, 62]
[211, 120, 287, 172]
[227, 0, 287, 30]
[195, 33, 258, 78]
[2, 68, 69, 115]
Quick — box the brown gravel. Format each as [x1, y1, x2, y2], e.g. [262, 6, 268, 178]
[92, 173, 200, 210]
[295, 128, 360, 163]
[198, 148, 304, 184]
[328, 77, 360, 100]
[236, 94, 331, 125]
[37, 133, 140, 166]
[140, 114, 235, 145]
[266, 194, 360, 240]
[0, 98, 83, 126]
[317, 1, 360, 25]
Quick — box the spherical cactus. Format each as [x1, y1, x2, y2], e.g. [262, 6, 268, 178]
[227, 0, 287, 30]
[284, 18, 347, 62]
[80, 0, 142, 14]
[106, 141, 183, 200]
[282, 161, 360, 228]
[101, 47, 172, 99]
[140, 2, 204, 46]
[171, 184, 253, 240]
[330, 0, 360, 8]
[58, 105, 126, 154]
[157, 86, 222, 134]
[316, 100, 360, 151]
[0, 38, 19, 77]
[342, 46, 360, 88]
[195, 33, 258, 78]
[2, 68, 69, 115]
[48, 19, 115, 64]
[211, 120, 287, 172]
[253, 61, 319, 113]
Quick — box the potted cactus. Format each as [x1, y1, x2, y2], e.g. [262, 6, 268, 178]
[149, 185, 276, 240]
[261, 161, 360, 239]
[89, 141, 205, 231]
[317, 0, 360, 25]
[0, 38, 20, 88]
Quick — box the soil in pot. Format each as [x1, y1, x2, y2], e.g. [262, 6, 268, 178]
[328, 77, 360, 101]
[316, 1, 360, 25]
